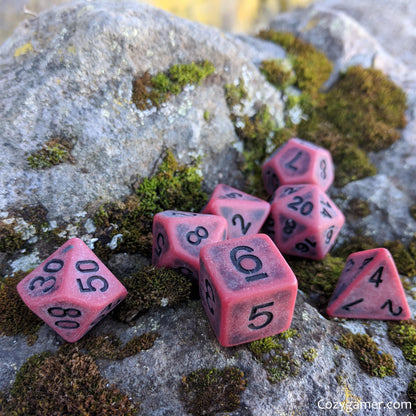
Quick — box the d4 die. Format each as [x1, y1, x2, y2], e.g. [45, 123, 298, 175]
[17, 238, 127, 342]
[201, 184, 270, 239]
[269, 184, 344, 260]
[262, 137, 334, 194]
[199, 233, 298, 347]
[152, 210, 227, 280]
[327, 248, 411, 320]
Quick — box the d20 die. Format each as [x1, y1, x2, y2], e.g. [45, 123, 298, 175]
[327, 248, 411, 320]
[17, 238, 127, 343]
[269, 184, 344, 260]
[262, 137, 334, 194]
[152, 210, 227, 280]
[199, 234, 298, 347]
[201, 184, 270, 240]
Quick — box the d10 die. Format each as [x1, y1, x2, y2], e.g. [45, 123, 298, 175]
[199, 234, 298, 347]
[269, 184, 344, 260]
[262, 137, 334, 194]
[327, 248, 411, 320]
[201, 184, 270, 240]
[17, 238, 127, 342]
[152, 210, 227, 280]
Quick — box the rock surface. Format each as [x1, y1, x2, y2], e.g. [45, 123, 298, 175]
[1, 1, 416, 415]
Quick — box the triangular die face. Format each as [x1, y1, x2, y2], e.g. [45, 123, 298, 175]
[278, 185, 319, 222]
[327, 250, 411, 320]
[214, 184, 261, 202]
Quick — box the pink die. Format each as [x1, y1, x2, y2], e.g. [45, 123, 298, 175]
[152, 210, 227, 280]
[262, 138, 334, 194]
[200, 234, 298, 347]
[17, 238, 127, 343]
[201, 184, 270, 239]
[327, 248, 411, 320]
[269, 184, 344, 260]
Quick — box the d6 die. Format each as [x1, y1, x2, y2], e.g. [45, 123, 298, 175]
[262, 138, 334, 194]
[152, 210, 227, 280]
[17, 238, 127, 342]
[269, 184, 344, 260]
[327, 248, 411, 320]
[200, 234, 298, 347]
[201, 184, 270, 239]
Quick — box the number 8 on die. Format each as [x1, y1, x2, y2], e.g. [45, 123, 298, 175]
[199, 234, 298, 347]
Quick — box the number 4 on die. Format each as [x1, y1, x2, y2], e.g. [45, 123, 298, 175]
[327, 248, 411, 320]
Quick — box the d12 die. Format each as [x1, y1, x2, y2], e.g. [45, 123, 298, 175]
[199, 234, 298, 347]
[201, 184, 270, 240]
[262, 138, 334, 194]
[152, 210, 227, 280]
[269, 184, 344, 260]
[326, 248, 411, 320]
[17, 238, 127, 342]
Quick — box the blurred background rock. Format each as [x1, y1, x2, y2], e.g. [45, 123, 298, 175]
[0, 0, 315, 44]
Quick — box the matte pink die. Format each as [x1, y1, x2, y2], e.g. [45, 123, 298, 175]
[199, 234, 298, 347]
[201, 184, 270, 239]
[327, 248, 411, 320]
[262, 137, 334, 194]
[17, 238, 127, 343]
[152, 210, 228, 280]
[269, 184, 344, 260]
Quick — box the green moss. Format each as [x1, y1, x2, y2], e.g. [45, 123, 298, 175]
[388, 320, 416, 365]
[224, 78, 248, 108]
[302, 347, 318, 362]
[0, 222, 25, 253]
[114, 266, 192, 323]
[93, 150, 207, 259]
[132, 61, 215, 110]
[0, 273, 43, 345]
[410, 204, 416, 221]
[260, 58, 296, 89]
[27, 138, 74, 169]
[407, 374, 416, 411]
[0, 348, 139, 415]
[203, 110, 210, 121]
[339, 333, 395, 377]
[75, 332, 159, 360]
[181, 366, 247, 416]
[258, 30, 333, 98]
[345, 198, 371, 219]
[247, 329, 300, 383]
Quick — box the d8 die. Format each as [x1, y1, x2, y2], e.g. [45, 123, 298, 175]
[269, 184, 344, 260]
[17, 238, 127, 343]
[152, 210, 227, 280]
[199, 234, 298, 347]
[327, 248, 411, 320]
[201, 184, 270, 239]
[262, 137, 334, 194]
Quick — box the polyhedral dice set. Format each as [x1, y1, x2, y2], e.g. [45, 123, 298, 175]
[16, 137, 411, 345]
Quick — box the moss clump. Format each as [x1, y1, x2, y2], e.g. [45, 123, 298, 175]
[225, 78, 248, 109]
[0, 348, 139, 415]
[27, 138, 74, 169]
[114, 266, 192, 323]
[287, 254, 345, 310]
[132, 61, 215, 110]
[260, 58, 296, 89]
[181, 366, 247, 416]
[302, 347, 318, 362]
[410, 204, 416, 221]
[75, 332, 159, 360]
[248, 330, 300, 383]
[345, 197, 371, 219]
[388, 320, 416, 365]
[407, 374, 416, 411]
[0, 222, 25, 253]
[339, 333, 395, 377]
[258, 30, 333, 98]
[93, 150, 207, 259]
[0, 273, 43, 345]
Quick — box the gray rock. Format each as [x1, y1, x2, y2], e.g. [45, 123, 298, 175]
[1, 1, 416, 416]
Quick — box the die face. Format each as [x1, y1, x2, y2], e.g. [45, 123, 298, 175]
[17, 238, 127, 342]
[152, 211, 227, 279]
[262, 138, 334, 194]
[327, 248, 411, 320]
[199, 234, 298, 346]
[202, 184, 271, 239]
[270, 185, 344, 259]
